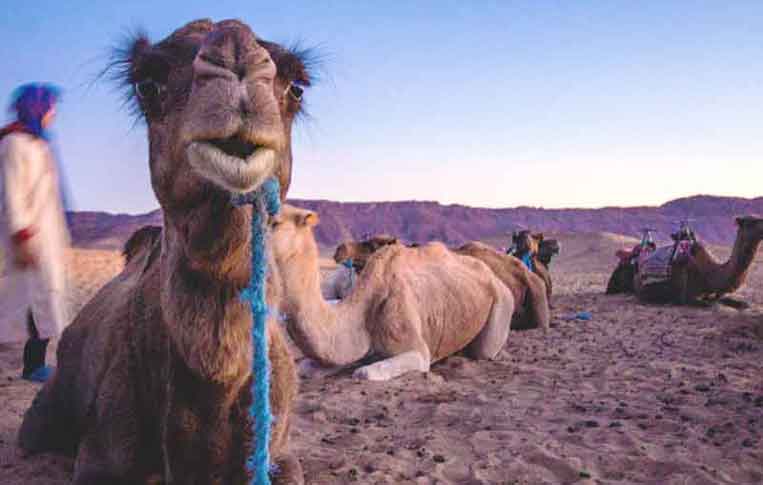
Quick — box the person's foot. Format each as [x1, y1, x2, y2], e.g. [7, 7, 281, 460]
[22, 365, 54, 383]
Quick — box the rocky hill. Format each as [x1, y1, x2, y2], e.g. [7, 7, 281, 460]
[68, 195, 763, 250]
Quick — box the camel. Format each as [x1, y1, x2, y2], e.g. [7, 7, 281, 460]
[18, 19, 309, 484]
[323, 235, 399, 299]
[333, 235, 550, 330]
[454, 242, 550, 331]
[606, 251, 637, 295]
[509, 230, 556, 301]
[333, 234, 399, 271]
[271, 205, 516, 381]
[635, 216, 763, 305]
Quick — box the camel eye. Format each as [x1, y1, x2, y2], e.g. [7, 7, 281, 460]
[135, 79, 163, 101]
[288, 84, 303, 101]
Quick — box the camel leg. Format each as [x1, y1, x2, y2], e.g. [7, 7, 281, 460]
[466, 289, 514, 360]
[352, 350, 430, 381]
[18, 377, 75, 454]
[72, 431, 139, 485]
[72, 369, 142, 484]
[296, 358, 345, 379]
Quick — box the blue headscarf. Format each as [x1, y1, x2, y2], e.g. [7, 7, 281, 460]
[10, 83, 61, 140]
[6, 83, 73, 220]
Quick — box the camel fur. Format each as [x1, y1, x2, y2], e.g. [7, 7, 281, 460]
[18, 19, 310, 484]
[272, 205, 516, 381]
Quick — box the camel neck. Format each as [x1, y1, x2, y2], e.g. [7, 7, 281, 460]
[716, 233, 761, 293]
[279, 244, 372, 367]
[159, 201, 254, 382]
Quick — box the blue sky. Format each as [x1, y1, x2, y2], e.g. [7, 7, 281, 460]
[1, 1, 761, 213]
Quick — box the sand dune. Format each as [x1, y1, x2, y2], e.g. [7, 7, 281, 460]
[1, 236, 762, 484]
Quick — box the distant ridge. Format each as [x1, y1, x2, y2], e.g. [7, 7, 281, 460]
[68, 194, 763, 250]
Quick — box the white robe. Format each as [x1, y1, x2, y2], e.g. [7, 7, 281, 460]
[0, 132, 70, 342]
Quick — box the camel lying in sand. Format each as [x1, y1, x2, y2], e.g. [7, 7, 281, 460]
[509, 230, 557, 301]
[19, 19, 308, 484]
[455, 242, 550, 330]
[324, 234, 399, 300]
[334, 235, 550, 330]
[271, 205, 516, 381]
[635, 216, 763, 305]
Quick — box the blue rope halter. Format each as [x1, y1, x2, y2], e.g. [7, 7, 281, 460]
[231, 178, 280, 485]
[341, 258, 355, 288]
[520, 252, 534, 272]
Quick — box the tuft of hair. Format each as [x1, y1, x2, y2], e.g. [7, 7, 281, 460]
[99, 29, 151, 120]
[123, 225, 163, 263]
[283, 40, 328, 121]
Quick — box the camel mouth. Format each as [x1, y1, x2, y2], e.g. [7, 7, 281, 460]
[186, 139, 276, 193]
[206, 136, 264, 160]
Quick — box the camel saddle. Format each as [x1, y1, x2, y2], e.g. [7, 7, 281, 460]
[639, 236, 696, 286]
[638, 245, 676, 286]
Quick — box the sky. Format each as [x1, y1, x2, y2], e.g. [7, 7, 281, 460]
[1, 1, 761, 214]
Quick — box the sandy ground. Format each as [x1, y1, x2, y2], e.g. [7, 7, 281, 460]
[1, 235, 762, 484]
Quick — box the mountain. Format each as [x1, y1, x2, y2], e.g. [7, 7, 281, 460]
[68, 194, 763, 250]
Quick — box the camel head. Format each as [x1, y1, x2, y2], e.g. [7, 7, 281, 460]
[735, 215, 763, 243]
[537, 238, 560, 266]
[333, 234, 399, 270]
[113, 19, 312, 208]
[511, 230, 542, 256]
[271, 204, 321, 270]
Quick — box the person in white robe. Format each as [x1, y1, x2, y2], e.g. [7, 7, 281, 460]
[0, 84, 69, 382]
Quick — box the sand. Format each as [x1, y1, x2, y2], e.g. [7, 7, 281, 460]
[1, 236, 762, 484]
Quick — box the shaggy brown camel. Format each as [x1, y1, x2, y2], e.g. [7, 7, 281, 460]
[333, 235, 550, 330]
[454, 242, 550, 331]
[271, 205, 516, 381]
[511, 230, 554, 301]
[333, 234, 399, 271]
[18, 19, 309, 484]
[323, 235, 399, 300]
[635, 216, 763, 305]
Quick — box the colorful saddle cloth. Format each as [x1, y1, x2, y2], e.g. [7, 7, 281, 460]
[638, 245, 675, 286]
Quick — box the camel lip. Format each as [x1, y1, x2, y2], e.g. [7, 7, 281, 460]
[199, 135, 268, 161]
[186, 141, 277, 193]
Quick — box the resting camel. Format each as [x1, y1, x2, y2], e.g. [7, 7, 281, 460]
[271, 205, 516, 381]
[635, 216, 763, 305]
[333, 234, 399, 271]
[333, 235, 550, 330]
[19, 19, 308, 484]
[510, 230, 556, 301]
[606, 250, 637, 295]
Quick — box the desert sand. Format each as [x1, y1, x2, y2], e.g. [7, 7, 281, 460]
[1, 234, 762, 484]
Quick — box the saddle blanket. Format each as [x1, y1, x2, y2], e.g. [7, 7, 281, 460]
[639, 245, 674, 285]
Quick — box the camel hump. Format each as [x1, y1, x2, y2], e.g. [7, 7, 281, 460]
[414, 241, 450, 255]
[457, 241, 492, 253]
[123, 225, 163, 263]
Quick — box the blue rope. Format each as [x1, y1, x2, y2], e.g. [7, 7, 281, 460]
[232, 178, 281, 485]
[341, 258, 355, 289]
[520, 252, 534, 272]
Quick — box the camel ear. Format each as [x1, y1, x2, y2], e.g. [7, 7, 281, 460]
[300, 212, 319, 227]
